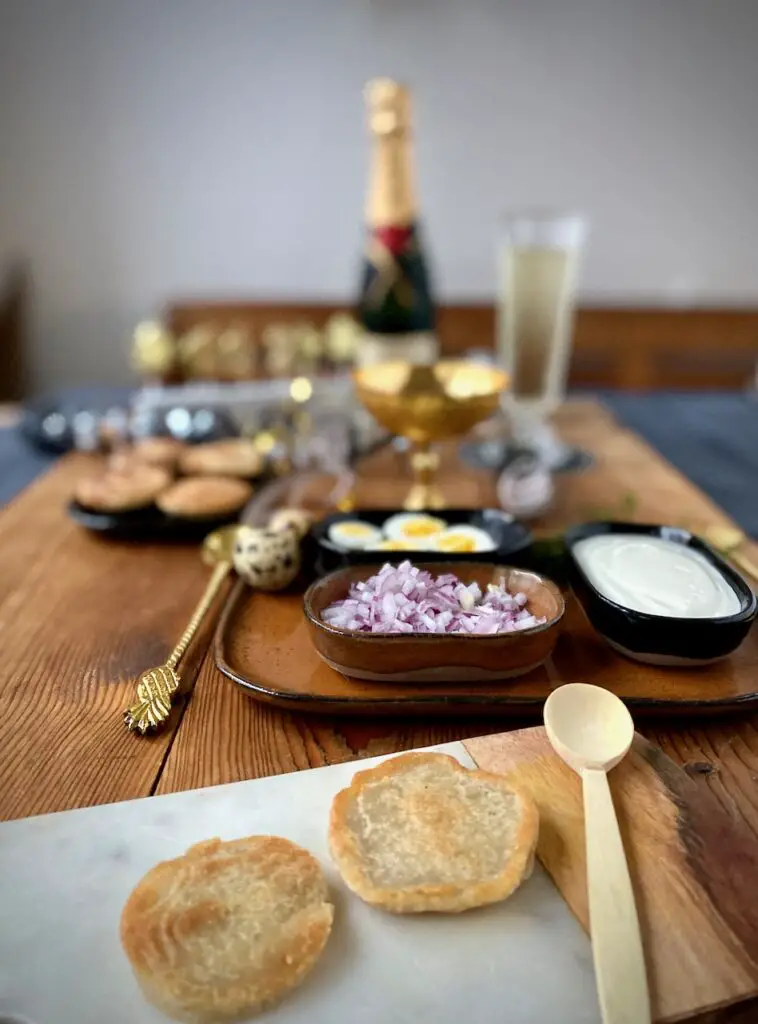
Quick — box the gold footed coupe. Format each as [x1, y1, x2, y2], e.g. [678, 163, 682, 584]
[354, 360, 508, 510]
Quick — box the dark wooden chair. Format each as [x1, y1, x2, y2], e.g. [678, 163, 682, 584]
[0, 262, 27, 402]
[166, 301, 758, 390]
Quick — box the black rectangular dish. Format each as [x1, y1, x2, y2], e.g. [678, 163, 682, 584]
[310, 508, 533, 576]
[564, 521, 757, 665]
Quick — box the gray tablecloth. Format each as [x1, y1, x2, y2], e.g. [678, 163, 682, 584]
[2, 392, 756, 536]
[0, 426, 57, 504]
[602, 392, 758, 536]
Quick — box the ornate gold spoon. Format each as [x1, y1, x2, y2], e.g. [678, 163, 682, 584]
[124, 519, 303, 734]
[704, 525, 758, 582]
[124, 526, 240, 734]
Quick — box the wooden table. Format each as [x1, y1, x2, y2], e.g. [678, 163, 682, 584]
[2, 399, 757, 852]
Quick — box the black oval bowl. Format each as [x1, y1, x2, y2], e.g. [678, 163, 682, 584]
[310, 508, 533, 576]
[564, 521, 757, 665]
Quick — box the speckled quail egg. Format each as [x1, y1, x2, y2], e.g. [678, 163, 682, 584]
[268, 506, 313, 539]
[233, 525, 300, 591]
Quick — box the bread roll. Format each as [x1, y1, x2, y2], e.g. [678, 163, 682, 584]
[329, 751, 538, 914]
[121, 836, 334, 1022]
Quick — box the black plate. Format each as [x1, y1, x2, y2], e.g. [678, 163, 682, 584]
[310, 508, 533, 576]
[68, 500, 243, 542]
[68, 459, 268, 542]
[564, 521, 757, 665]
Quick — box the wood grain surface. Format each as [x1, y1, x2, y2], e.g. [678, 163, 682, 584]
[0, 454, 224, 821]
[464, 727, 758, 1024]
[2, 401, 758, 846]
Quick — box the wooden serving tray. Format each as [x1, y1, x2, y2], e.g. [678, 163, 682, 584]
[215, 578, 758, 717]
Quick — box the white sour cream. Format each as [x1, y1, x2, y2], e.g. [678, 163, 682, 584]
[573, 534, 741, 618]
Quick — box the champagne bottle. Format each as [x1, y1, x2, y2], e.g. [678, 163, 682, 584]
[356, 79, 437, 367]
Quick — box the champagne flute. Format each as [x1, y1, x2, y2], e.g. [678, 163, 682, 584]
[498, 210, 587, 467]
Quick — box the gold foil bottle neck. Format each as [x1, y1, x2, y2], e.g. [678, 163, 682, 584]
[364, 79, 416, 227]
[365, 78, 412, 137]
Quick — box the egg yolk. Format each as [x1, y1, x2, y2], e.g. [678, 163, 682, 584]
[437, 534, 477, 552]
[402, 520, 444, 538]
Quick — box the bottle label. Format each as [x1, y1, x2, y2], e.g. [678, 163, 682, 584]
[364, 225, 415, 310]
[357, 331, 438, 368]
[358, 222, 434, 336]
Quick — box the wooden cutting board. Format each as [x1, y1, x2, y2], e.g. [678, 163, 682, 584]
[465, 729, 758, 1024]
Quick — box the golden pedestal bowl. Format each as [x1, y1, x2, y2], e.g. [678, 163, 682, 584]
[354, 360, 508, 510]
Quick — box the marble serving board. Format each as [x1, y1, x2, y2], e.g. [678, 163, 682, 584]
[0, 742, 600, 1024]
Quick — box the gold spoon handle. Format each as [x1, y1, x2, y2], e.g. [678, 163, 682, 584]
[166, 561, 231, 671]
[729, 549, 758, 585]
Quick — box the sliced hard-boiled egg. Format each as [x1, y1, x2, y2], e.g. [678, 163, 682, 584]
[366, 538, 416, 551]
[431, 524, 497, 554]
[327, 519, 383, 550]
[382, 513, 447, 545]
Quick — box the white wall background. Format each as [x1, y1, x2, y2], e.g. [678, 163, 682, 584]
[1, 0, 758, 390]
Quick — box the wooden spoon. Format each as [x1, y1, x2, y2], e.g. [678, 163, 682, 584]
[544, 683, 650, 1024]
[704, 525, 758, 582]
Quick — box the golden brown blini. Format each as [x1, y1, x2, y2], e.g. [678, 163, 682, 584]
[74, 464, 172, 512]
[107, 449, 158, 475]
[179, 439, 263, 479]
[329, 751, 539, 913]
[131, 436, 187, 469]
[120, 836, 334, 1023]
[156, 476, 253, 519]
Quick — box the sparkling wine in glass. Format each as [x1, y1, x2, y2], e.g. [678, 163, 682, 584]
[498, 211, 587, 464]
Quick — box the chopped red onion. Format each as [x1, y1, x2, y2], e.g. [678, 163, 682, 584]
[321, 561, 547, 635]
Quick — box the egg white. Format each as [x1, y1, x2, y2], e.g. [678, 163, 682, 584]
[328, 520, 383, 550]
[430, 524, 497, 554]
[382, 513, 447, 545]
[366, 538, 416, 551]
